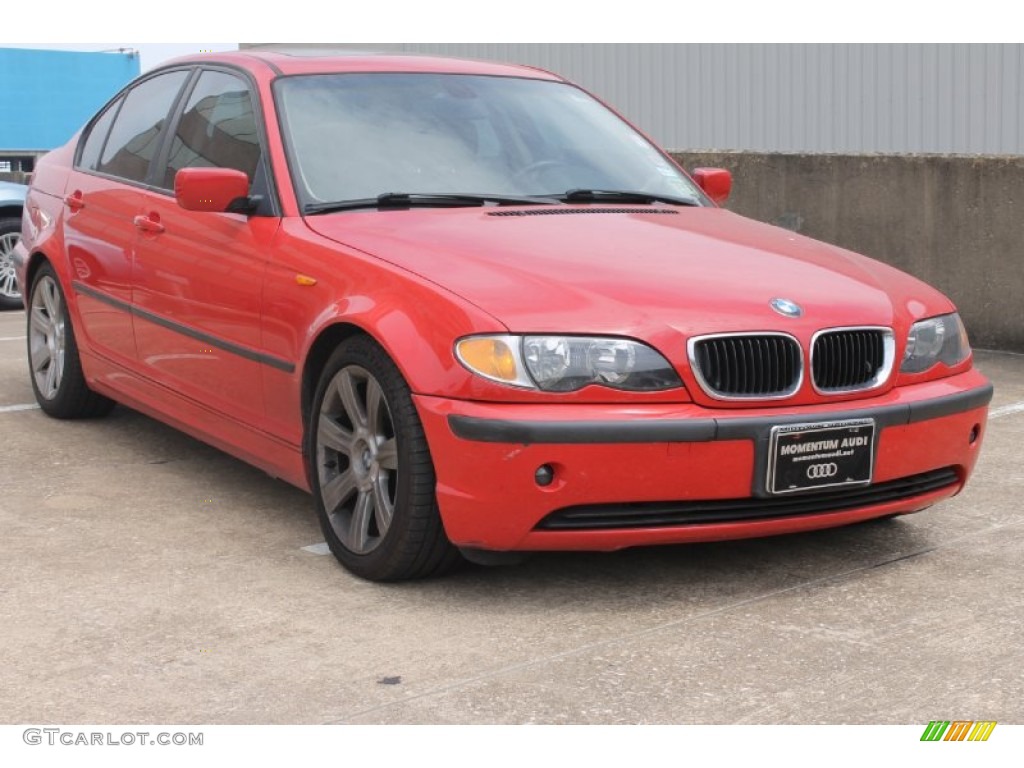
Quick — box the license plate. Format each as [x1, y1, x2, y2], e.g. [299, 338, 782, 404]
[767, 419, 875, 495]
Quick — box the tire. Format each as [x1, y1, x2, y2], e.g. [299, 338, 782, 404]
[0, 216, 23, 310]
[307, 336, 461, 581]
[27, 263, 115, 419]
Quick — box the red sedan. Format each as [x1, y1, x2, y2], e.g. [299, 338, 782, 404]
[14, 52, 991, 580]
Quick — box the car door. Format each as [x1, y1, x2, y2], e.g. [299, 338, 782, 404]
[130, 68, 280, 429]
[62, 70, 191, 364]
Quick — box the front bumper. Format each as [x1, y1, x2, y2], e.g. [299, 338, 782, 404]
[415, 369, 992, 552]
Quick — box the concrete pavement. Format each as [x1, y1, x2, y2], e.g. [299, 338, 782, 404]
[1, 308, 1021, 724]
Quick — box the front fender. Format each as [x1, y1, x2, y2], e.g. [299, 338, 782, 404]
[258, 220, 506, 446]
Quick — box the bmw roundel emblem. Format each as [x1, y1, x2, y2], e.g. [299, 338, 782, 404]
[770, 298, 803, 318]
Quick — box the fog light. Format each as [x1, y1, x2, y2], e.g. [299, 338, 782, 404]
[535, 464, 554, 487]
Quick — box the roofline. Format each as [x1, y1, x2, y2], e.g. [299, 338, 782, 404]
[151, 50, 566, 81]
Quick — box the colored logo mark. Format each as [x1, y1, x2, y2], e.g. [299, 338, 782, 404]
[769, 297, 803, 318]
[920, 720, 996, 741]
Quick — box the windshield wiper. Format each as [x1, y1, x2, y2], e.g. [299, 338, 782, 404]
[305, 192, 559, 215]
[558, 189, 701, 207]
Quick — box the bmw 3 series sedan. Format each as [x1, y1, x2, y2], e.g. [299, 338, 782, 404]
[13, 51, 992, 580]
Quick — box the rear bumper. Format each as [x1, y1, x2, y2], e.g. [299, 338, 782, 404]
[415, 370, 992, 551]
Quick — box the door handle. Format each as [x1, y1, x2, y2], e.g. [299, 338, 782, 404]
[133, 214, 165, 235]
[64, 192, 86, 212]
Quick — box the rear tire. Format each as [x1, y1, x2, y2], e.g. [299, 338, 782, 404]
[307, 336, 461, 581]
[27, 263, 115, 418]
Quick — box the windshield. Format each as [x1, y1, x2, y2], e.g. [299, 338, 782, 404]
[274, 73, 706, 208]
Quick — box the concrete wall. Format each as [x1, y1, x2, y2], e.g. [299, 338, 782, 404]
[670, 152, 1024, 353]
[245, 44, 1024, 155]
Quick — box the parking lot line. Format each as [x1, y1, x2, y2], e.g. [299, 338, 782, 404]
[989, 401, 1024, 419]
[0, 336, 27, 341]
[0, 403, 39, 413]
[301, 542, 331, 555]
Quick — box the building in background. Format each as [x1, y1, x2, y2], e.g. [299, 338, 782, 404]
[240, 43, 1023, 353]
[0, 47, 140, 180]
[242, 43, 1024, 155]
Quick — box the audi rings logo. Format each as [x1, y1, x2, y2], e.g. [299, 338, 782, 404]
[806, 463, 839, 479]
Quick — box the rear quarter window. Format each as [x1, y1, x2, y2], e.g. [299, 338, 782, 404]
[77, 98, 123, 172]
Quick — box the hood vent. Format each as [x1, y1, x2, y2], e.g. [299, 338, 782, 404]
[487, 208, 679, 217]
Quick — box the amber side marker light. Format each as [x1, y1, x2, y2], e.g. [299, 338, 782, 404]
[456, 338, 520, 383]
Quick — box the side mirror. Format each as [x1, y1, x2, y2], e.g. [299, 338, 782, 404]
[692, 167, 732, 206]
[174, 167, 252, 213]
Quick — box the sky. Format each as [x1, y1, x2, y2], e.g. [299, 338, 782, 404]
[0, 2, 1009, 46]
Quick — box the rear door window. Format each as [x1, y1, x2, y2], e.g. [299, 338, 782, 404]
[97, 71, 190, 184]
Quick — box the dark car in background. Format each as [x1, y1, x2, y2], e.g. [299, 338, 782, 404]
[0, 179, 27, 309]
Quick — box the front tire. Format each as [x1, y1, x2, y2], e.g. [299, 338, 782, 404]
[27, 263, 114, 418]
[307, 336, 460, 581]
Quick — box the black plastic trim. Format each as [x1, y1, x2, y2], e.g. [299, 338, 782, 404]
[447, 384, 993, 445]
[909, 386, 993, 423]
[72, 282, 295, 373]
[536, 467, 960, 530]
[450, 417, 718, 444]
[487, 208, 680, 217]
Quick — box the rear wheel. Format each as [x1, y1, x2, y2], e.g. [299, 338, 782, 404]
[27, 263, 114, 418]
[307, 336, 461, 581]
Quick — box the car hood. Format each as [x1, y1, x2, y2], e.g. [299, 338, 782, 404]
[0, 180, 27, 204]
[304, 207, 952, 339]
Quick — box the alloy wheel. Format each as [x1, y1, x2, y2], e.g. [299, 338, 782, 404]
[0, 231, 21, 302]
[28, 275, 66, 400]
[316, 365, 399, 555]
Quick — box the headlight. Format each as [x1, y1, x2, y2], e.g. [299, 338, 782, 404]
[456, 335, 682, 392]
[901, 313, 971, 373]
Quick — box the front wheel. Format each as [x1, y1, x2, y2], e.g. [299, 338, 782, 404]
[307, 336, 461, 581]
